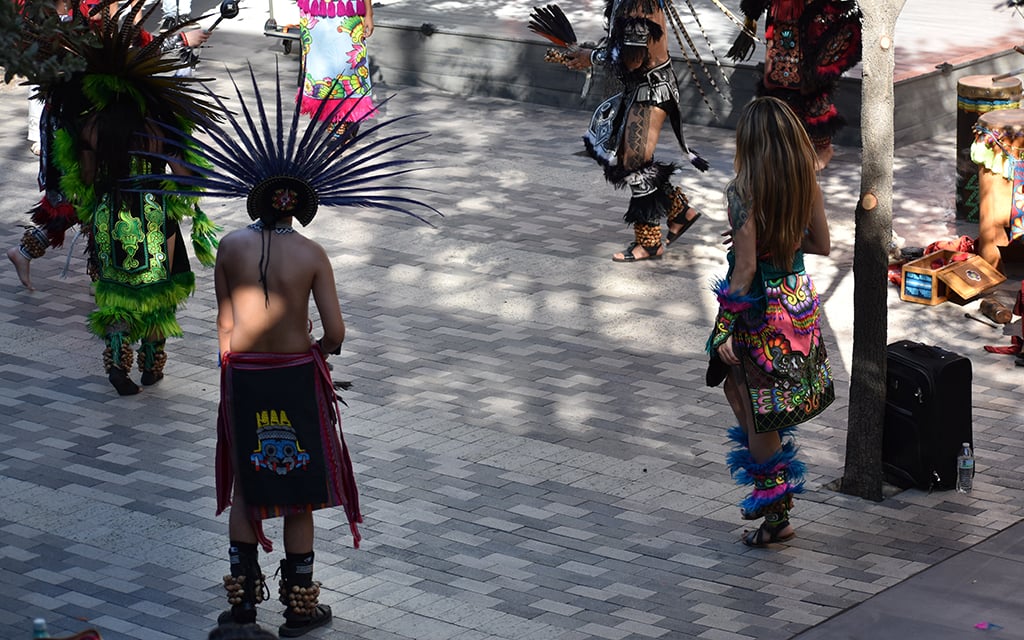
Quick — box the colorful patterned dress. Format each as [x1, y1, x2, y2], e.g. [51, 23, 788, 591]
[297, 0, 374, 124]
[707, 185, 835, 433]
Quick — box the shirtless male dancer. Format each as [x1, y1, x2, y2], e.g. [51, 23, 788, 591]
[214, 213, 355, 637]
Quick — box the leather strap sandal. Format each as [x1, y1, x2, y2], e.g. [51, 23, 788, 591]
[612, 241, 663, 262]
[666, 210, 701, 246]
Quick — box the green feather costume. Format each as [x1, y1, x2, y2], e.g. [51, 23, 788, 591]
[37, 1, 222, 391]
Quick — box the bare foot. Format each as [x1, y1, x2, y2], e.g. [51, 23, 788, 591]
[7, 247, 33, 290]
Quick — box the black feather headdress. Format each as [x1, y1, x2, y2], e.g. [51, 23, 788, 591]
[20, 0, 222, 124]
[135, 62, 441, 228]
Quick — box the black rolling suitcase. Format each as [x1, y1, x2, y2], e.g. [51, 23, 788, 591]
[882, 340, 973, 491]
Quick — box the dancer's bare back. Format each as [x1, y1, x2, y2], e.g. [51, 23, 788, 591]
[214, 222, 345, 355]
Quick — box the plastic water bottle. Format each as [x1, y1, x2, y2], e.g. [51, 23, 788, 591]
[32, 618, 50, 638]
[956, 442, 975, 494]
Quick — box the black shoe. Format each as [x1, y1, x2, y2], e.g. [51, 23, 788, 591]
[279, 604, 332, 637]
[108, 367, 140, 396]
[217, 605, 257, 626]
[141, 369, 164, 386]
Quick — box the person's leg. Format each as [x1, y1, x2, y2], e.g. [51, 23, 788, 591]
[282, 512, 314, 554]
[725, 371, 782, 464]
[278, 512, 332, 637]
[138, 228, 178, 385]
[103, 327, 141, 396]
[813, 140, 835, 171]
[723, 368, 797, 545]
[138, 336, 167, 385]
[725, 369, 784, 469]
[7, 226, 48, 290]
[612, 105, 668, 262]
[222, 480, 267, 625]
[665, 184, 702, 245]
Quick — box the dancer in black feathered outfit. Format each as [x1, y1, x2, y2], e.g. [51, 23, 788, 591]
[562, 0, 707, 262]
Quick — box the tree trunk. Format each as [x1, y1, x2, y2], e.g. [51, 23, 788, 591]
[840, 0, 906, 500]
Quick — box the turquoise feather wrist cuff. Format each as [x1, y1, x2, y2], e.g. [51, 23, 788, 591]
[706, 277, 759, 354]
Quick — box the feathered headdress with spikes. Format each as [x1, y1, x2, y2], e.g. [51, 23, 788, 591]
[52, 1, 222, 126]
[2, 0, 220, 123]
[133, 62, 441, 228]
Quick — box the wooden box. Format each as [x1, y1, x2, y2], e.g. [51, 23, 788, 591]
[900, 250, 1006, 305]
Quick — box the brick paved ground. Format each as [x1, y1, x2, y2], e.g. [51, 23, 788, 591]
[1, 13, 1022, 640]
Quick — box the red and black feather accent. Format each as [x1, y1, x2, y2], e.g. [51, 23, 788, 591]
[528, 4, 577, 49]
[28, 196, 79, 248]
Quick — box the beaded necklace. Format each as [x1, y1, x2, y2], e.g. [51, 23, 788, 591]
[248, 220, 295, 234]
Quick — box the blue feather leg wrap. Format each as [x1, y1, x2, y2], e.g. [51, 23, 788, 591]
[726, 425, 805, 519]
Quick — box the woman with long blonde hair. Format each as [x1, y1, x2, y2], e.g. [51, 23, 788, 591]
[706, 97, 834, 547]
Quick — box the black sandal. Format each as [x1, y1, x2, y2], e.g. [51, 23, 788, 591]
[742, 520, 795, 547]
[612, 242, 663, 262]
[666, 211, 701, 246]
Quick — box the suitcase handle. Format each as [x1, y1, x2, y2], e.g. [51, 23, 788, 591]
[896, 342, 948, 360]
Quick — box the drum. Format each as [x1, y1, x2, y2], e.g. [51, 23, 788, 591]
[971, 108, 1024, 271]
[956, 75, 1022, 221]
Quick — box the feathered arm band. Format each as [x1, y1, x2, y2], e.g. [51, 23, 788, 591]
[706, 277, 759, 354]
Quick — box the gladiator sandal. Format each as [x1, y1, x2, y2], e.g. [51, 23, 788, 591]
[665, 185, 690, 226]
[613, 223, 664, 262]
[103, 331, 139, 396]
[725, 426, 804, 546]
[138, 339, 167, 386]
[219, 542, 268, 626]
[665, 186, 700, 246]
[278, 552, 332, 637]
[18, 226, 49, 260]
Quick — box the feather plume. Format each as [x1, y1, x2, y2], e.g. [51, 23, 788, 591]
[38, 0, 222, 126]
[131, 61, 442, 227]
[528, 4, 578, 49]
